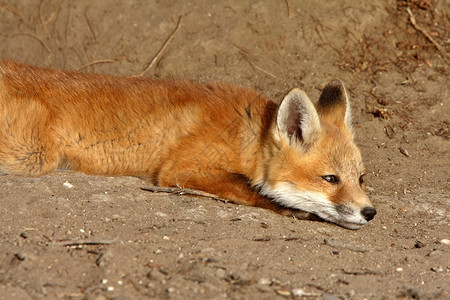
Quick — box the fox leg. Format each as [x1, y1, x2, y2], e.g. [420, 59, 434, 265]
[0, 132, 59, 176]
[0, 102, 60, 176]
[158, 170, 317, 220]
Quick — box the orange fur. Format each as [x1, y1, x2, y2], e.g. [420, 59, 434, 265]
[0, 59, 376, 229]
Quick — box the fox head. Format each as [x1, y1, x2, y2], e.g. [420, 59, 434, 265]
[260, 80, 376, 229]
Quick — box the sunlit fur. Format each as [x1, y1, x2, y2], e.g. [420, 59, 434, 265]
[0, 60, 375, 229]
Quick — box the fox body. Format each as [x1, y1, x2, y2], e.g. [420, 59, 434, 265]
[0, 60, 375, 229]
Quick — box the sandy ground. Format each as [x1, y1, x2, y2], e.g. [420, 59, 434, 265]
[0, 0, 449, 299]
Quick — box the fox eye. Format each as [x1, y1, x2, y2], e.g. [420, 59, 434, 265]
[322, 175, 339, 184]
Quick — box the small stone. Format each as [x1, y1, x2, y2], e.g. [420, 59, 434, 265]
[101, 279, 108, 284]
[396, 267, 403, 272]
[163, 236, 170, 240]
[291, 289, 305, 296]
[430, 266, 443, 272]
[439, 239, 450, 245]
[107, 286, 114, 292]
[14, 253, 25, 261]
[229, 271, 247, 281]
[276, 289, 291, 296]
[414, 241, 425, 248]
[201, 247, 215, 253]
[63, 181, 74, 188]
[215, 268, 226, 278]
[258, 278, 271, 285]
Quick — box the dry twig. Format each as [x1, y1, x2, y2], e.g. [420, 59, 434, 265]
[137, 15, 183, 77]
[406, 7, 447, 58]
[142, 185, 225, 201]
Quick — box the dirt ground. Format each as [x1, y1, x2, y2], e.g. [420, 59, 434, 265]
[0, 0, 448, 299]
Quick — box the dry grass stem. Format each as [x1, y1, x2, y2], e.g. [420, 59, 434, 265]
[137, 15, 183, 77]
[284, 0, 291, 18]
[77, 59, 116, 71]
[406, 7, 447, 59]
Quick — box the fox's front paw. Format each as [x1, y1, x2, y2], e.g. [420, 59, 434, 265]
[277, 208, 320, 221]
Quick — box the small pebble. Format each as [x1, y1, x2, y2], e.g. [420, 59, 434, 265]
[107, 286, 114, 292]
[439, 239, 450, 245]
[414, 241, 425, 248]
[430, 266, 443, 272]
[291, 289, 305, 296]
[201, 247, 215, 253]
[63, 181, 74, 188]
[396, 267, 403, 272]
[258, 278, 271, 285]
[276, 289, 291, 296]
[215, 268, 226, 278]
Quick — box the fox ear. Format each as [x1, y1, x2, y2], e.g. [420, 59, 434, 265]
[277, 88, 321, 146]
[316, 80, 352, 129]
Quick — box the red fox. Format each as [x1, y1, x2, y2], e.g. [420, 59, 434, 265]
[0, 59, 376, 229]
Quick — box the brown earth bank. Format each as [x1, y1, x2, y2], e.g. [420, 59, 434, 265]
[0, 0, 448, 299]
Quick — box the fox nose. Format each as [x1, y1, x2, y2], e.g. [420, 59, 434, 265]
[361, 206, 376, 221]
